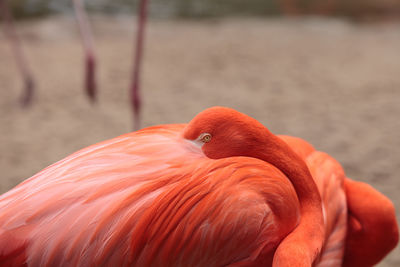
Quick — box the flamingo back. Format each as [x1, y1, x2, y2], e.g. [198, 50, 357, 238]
[0, 125, 301, 267]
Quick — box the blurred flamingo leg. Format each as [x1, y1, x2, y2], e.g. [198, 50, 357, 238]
[72, 0, 96, 102]
[130, 0, 148, 130]
[0, 0, 35, 107]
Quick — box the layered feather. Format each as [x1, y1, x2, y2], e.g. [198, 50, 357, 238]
[1, 125, 304, 267]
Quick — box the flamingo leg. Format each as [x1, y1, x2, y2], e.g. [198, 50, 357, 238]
[130, 0, 148, 131]
[343, 177, 399, 266]
[72, 0, 96, 102]
[0, 0, 35, 107]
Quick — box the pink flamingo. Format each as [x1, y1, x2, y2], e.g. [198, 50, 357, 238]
[0, 107, 397, 266]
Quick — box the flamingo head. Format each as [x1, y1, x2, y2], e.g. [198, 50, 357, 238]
[183, 106, 274, 159]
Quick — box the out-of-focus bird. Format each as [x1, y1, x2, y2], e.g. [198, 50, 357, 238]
[0, 107, 398, 266]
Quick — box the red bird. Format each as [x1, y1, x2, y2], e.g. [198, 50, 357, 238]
[0, 107, 398, 266]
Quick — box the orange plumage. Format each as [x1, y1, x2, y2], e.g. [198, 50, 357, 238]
[0, 107, 398, 266]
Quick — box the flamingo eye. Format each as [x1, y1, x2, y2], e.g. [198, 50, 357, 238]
[199, 133, 212, 143]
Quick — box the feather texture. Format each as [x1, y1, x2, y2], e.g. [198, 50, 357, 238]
[1, 125, 300, 266]
[1, 107, 397, 266]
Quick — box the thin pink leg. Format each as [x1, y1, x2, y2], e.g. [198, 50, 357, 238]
[0, 0, 35, 107]
[131, 0, 148, 131]
[72, 0, 96, 102]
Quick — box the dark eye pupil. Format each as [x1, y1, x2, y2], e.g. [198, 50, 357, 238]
[202, 134, 211, 142]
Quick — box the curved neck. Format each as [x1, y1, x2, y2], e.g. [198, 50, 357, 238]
[254, 133, 325, 265]
[261, 136, 321, 208]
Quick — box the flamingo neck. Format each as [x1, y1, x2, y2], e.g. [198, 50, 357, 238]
[254, 133, 325, 265]
[258, 134, 321, 209]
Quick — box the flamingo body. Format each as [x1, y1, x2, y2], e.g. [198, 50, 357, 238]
[0, 125, 300, 266]
[0, 107, 398, 266]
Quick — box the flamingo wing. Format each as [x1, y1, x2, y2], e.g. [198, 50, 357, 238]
[0, 227, 29, 267]
[0, 125, 301, 267]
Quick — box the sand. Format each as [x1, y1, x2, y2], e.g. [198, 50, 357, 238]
[1, 15, 399, 265]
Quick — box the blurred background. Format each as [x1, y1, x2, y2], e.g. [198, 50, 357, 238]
[1, 0, 399, 265]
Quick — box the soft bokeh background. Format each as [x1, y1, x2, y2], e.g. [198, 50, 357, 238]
[1, 0, 399, 265]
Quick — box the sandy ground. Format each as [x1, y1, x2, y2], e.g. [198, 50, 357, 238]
[1, 15, 399, 265]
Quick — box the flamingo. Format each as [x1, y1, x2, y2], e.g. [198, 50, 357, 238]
[0, 107, 398, 266]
